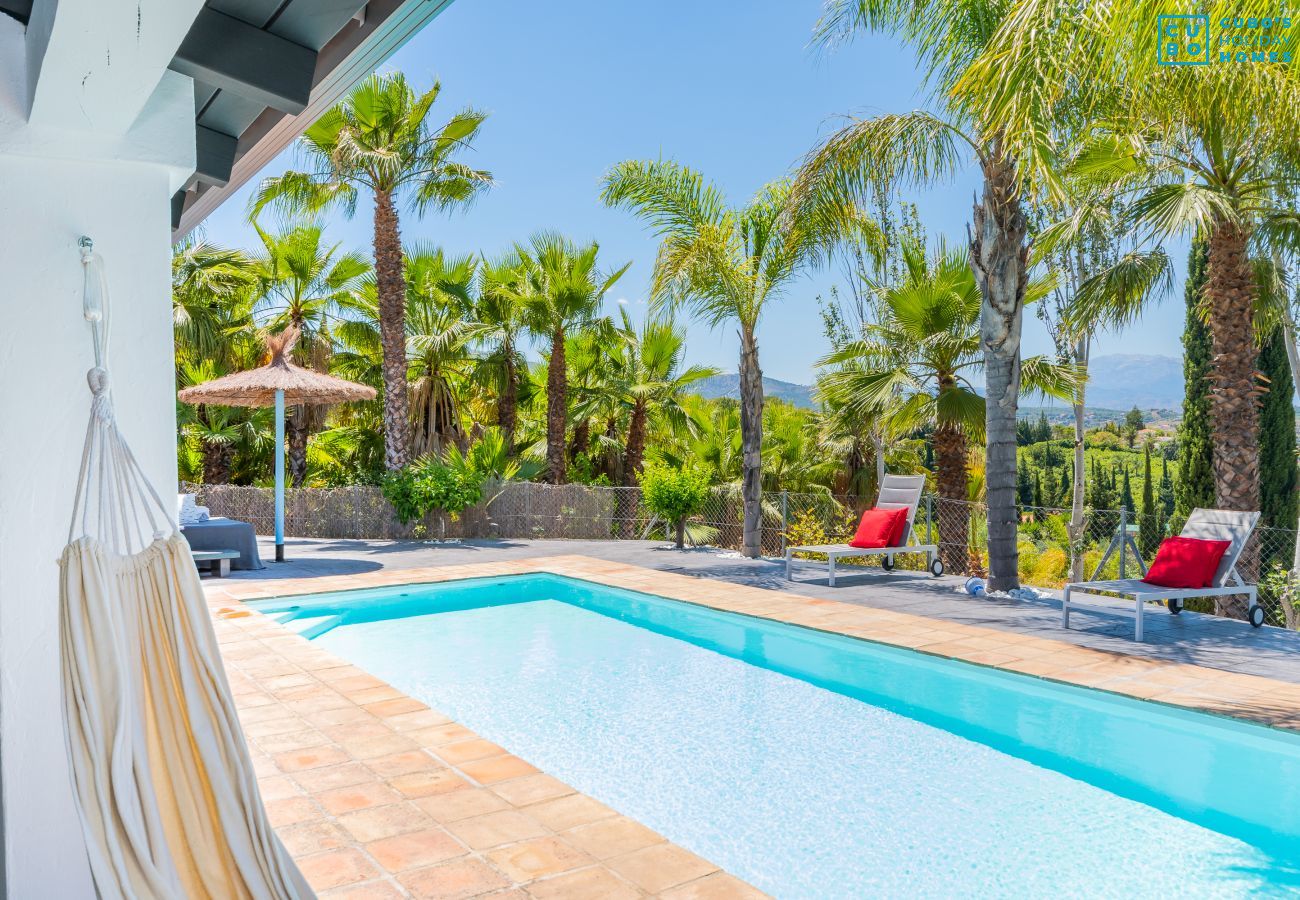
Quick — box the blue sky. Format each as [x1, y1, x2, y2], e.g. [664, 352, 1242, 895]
[201, 0, 1187, 384]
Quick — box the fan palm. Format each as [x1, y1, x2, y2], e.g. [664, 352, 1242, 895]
[172, 237, 254, 365]
[602, 160, 877, 557]
[474, 252, 531, 448]
[613, 309, 718, 486]
[251, 73, 492, 471]
[513, 233, 628, 484]
[250, 222, 369, 485]
[172, 239, 260, 484]
[793, 0, 1043, 588]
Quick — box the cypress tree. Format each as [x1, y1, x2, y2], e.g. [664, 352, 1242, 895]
[1033, 471, 1043, 509]
[1158, 455, 1176, 518]
[1139, 443, 1159, 557]
[1121, 467, 1135, 514]
[1175, 240, 1214, 525]
[1017, 462, 1033, 507]
[1258, 326, 1299, 567]
[1043, 464, 1059, 510]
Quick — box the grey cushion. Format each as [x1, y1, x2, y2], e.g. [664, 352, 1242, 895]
[181, 518, 265, 571]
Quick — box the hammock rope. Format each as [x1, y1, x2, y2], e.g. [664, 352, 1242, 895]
[60, 239, 312, 899]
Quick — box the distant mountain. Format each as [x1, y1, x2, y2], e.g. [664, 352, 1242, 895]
[1082, 354, 1184, 410]
[691, 354, 1186, 416]
[690, 373, 816, 409]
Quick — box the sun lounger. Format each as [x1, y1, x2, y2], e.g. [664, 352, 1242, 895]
[785, 474, 942, 586]
[1061, 508, 1262, 641]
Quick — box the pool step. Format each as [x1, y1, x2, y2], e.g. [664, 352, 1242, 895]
[279, 613, 343, 639]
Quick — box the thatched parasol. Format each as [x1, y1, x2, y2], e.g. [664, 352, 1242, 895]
[178, 326, 376, 561]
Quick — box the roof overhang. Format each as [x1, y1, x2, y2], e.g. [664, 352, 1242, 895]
[0, 0, 456, 239]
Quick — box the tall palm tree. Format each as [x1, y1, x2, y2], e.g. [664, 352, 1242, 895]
[250, 222, 369, 485]
[474, 252, 531, 449]
[958, 1, 1300, 591]
[251, 73, 492, 471]
[793, 0, 1041, 589]
[602, 160, 875, 557]
[613, 310, 718, 486]
[334, 247, 483, 460]
[514, 233, 628, 484]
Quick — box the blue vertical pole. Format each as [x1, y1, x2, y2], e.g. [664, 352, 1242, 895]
[275, 388, 285, 562]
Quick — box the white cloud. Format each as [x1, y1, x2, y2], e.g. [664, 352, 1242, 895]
[616, 297, 629, 305]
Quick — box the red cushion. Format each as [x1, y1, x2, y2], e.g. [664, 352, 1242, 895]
[849, 507, 909, 549]
[1143, 537, 1231, 589]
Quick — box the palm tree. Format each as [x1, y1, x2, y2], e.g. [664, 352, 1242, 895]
[250, 222, 369, 485]
[251, 73, 492, 471]
[172, 237, 254, 363]
[821, 239, 1075, 571]
[474, 252, 531, 449]
[172, 238, 261, 484]
[514, 233, 628, 484]
[334, 247, 483, 460]
[613, 310, 718, 486]
[820, 241, 984, 571]
[602, 160, 875, 557]
[793, 0, 1041, 589]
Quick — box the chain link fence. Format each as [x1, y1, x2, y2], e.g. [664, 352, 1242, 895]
[184, 481, 1300, 628]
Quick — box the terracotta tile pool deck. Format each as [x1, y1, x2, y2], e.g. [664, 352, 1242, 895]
[205, 554, 1300, 897]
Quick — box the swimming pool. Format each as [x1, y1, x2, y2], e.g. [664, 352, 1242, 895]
[253, 573, 1300, 897]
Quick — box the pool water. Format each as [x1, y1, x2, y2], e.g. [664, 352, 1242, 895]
[254, 575, 1300, 898]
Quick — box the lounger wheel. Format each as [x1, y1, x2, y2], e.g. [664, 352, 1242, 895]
[1250, 605, 1265, 628]
[929, 558, 944, 577]
[1166, 599, 1182, 614]
[881, 556, 895, 571]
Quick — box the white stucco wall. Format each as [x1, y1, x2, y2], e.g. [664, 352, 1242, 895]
[0, 9, 197, 895]
[0, 154, 182, 898]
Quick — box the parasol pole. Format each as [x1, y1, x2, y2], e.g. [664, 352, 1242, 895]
[274, 388, 285, 562]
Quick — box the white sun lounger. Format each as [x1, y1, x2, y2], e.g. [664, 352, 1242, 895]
[785, 474, 942, 586]
[1061, 508, 1262, 642]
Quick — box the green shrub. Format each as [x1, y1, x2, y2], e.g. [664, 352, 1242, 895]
[640, 463, 710, 549]
[382, 459, 482, 526]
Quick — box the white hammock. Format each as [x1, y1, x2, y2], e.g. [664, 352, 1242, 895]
[59, 241, 312, 899]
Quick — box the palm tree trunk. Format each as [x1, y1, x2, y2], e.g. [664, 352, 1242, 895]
[499, 347, 518, 447]
[570, 419, 590, 465]
[934, 380, 970, 574]
[970, 148, 1028, 592]
[1281, 306, 1300, 592]
[623, 399, 648, 487]
[373, 188, 412, 471]
[202, 438, 233, 485]
[546, 326, 567, 483]
[738, 325, 764, 558]
[1207, 221, 1261, 618]
[287, 405, 309, 487]
[1069, 336, 1089, 583]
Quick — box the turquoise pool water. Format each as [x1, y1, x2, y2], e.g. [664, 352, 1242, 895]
[254, 574, 1300, 897]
